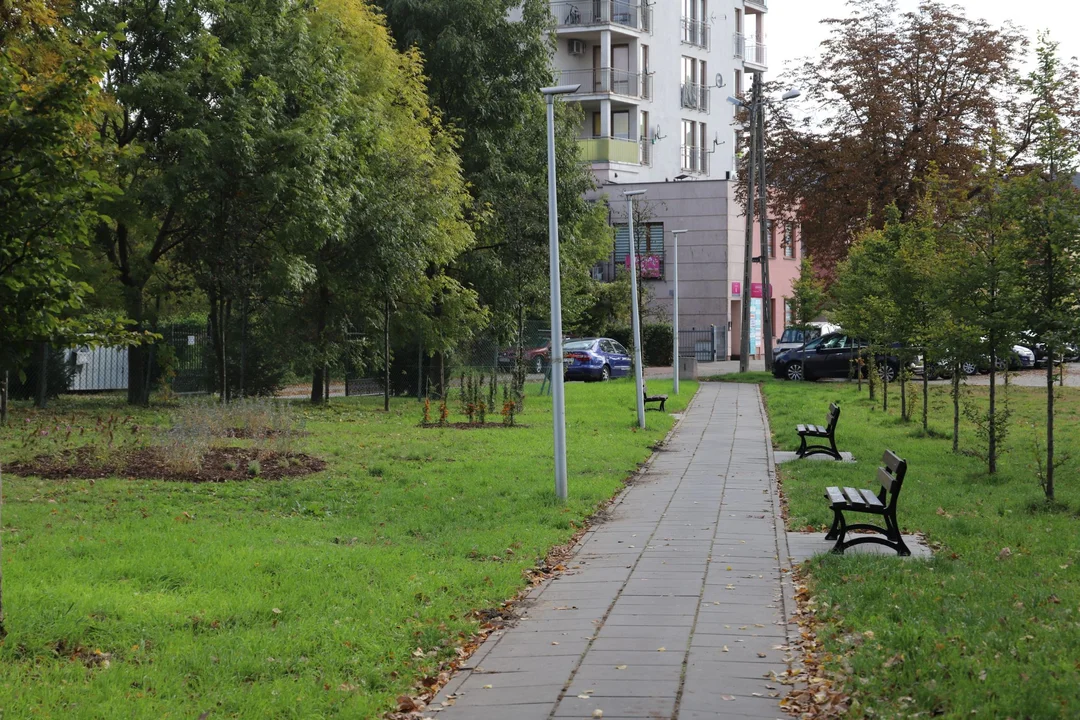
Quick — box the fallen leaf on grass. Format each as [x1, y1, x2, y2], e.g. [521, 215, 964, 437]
[412, 647, 425, 658]
[998, 547, 1012, 560]
[396, 696, 419, 712]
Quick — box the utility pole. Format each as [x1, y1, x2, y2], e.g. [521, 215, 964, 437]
[738, 75, 760, 373]
[757, 83, 773, 371]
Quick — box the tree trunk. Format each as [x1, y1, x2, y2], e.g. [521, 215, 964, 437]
[383, 296, 391, 412]
[323, 363, 329, 404]
[952, 365, 960, 453]
[34, 341, 48, 408]
[1046, 355, 1055, 501]
[310, 365, 323, 404]
[1, 371, 8, 426]
[881, 356, 888, 413]
[900, 366, 907, 421]
[124, 286, 151, 407]
[868, 354, 876, 401]
[988, 355, 997, 474]
[922, 358, 929, 433]
[310, 284, 329, 404]
[239, 296, 248, 399]
[208, 287, 228, 404]
[0, 462, 5, 638]
[223, 298, 232, 403]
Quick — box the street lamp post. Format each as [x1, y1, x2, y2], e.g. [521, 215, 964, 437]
[542, 83, 579, 502]
[671, 229, 688, 395]
[625, 189, 647, 429]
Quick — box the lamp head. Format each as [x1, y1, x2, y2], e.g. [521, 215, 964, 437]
[623, 189, 647, 197]
[726, 96, 744, 108]
[672, 229, 689, 235]
[541, 84, 581, 96]
[781, 89, 801, 101]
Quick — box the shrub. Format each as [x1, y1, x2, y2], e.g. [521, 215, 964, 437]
[605, 324, 673, 367]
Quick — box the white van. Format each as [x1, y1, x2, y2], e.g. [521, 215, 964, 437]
[773, 322, 842, 359]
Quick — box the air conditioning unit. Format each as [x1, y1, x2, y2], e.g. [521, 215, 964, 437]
[568, 39, 586, 56]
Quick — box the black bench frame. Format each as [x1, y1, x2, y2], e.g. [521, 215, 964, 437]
[642, 382, 667, 412]
[796, 402, 841, 460]
[824, 449, 911, 556]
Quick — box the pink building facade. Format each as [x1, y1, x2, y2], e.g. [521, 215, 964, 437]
[728, 205, 803, 360]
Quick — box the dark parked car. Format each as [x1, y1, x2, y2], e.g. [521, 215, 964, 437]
[562, 338, 632, 381]
[772, 332, 901, 382]
[1017, 333, 1079, 367]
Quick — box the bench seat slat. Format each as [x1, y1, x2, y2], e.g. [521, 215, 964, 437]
[859, 488, 884, 507]
[797, 424, 808, 433]
[843, 487, 865, 506]
[825, 486, 846, 505]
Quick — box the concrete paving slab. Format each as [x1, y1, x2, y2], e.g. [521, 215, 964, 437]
[786, 531, 932, 561]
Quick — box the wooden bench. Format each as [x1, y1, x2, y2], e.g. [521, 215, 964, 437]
[824, 449, 911, 556]
[643, 382, 667, 412]
[796, 402, 842, 460]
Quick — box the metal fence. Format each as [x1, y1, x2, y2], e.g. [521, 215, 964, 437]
[679, 328, 717, 362]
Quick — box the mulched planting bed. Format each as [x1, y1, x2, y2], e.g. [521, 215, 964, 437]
[418, 422, 527, 430]
[7, 446, 326, 482]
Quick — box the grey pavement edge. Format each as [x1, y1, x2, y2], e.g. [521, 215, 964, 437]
[426, 383, 800, 720]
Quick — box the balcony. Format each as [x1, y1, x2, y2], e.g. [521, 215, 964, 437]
[680, 17, 710, 50]
[579, 136, 642, 164]
[680, 145, 709, 175]
[745, 0, 767, 9]
[552, 0, 652, 32]
[733, 33, 767, 67]
[680, 82, 709, 112]
[557, 67, 648, 99]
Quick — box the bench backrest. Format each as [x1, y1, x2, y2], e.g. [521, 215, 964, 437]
[875, 449, 907, 508]
[825, 403, 840, 432]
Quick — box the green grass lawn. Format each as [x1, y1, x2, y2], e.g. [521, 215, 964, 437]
[0, 378, 695, 719]
[758, 377, 1080, 718]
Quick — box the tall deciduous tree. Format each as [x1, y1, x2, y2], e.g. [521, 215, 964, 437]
[1011, 36, 1080, 502]
[376, 0, 610, 351]
[1, 0, 116, 375]
[77, 0, 217, 404]
[766, 1, 1028, 269]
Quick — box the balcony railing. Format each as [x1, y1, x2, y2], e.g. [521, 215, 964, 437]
[745, 0, 767, 8]
[733, 33, 767, 66]
[552, 1, 651, 32]
[640, 135, 652, 166]
[680, 82, 709, 112]
[579, 136, 641, 164]
[680, 17, 710, 49]
[642, 72, 653, 100]
[557, 67, 646, 98]
[680, 145, 709, 175]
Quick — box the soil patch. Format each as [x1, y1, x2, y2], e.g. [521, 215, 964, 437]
[7, 446, 326, 482]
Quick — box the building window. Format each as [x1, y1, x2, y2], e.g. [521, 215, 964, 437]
[681, 57, 709, 111]
[784, 299, 794, 326]
[681, 119, 707, 174]
[614, 222, 665, 279]
[783, 222, 795, 258]
[767, 220, 775, 258]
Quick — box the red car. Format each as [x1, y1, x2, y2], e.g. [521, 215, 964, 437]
[497, 343, 550, 374]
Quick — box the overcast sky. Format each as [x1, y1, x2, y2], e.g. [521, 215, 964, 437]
[767, 0, 1080, 80]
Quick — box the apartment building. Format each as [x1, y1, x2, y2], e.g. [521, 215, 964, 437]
[549, 0, 798, 359]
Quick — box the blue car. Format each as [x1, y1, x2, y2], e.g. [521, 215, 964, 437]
[562, 338, 632, 381]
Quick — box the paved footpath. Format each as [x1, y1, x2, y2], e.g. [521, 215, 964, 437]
[428, 382, 796, 720]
